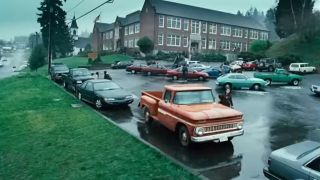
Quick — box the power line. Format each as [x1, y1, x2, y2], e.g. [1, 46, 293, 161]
[66, 0, 86, 13]
[69, 0, 114, 23]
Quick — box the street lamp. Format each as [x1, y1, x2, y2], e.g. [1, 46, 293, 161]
[48, 6, 53, 74]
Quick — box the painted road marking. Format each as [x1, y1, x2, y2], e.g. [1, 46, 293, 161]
[237, 90, 269, 96]
[280, 86, 303, 90]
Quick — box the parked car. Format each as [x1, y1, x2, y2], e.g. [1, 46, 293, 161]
[289, 63, 317, 74]
[141, 64, 168, 75]
[242, 60, 258, 71]
[264, 141, 320, 180]
[139, 84, 244, 147]
[126, 63, 147, 74]
[186, 60, 200, 65]
[216, 73, 267, 90]
[111, 61, 133, 69]
[62, 68, 94, 92]
[254, 68, 303, 86]
[202, 66, 230, 79]
[49, 64, 69, 82]
[229, 61, 243, 73]
[189, 64, 211, 72]
[257, 58, 282, 72]
[166, 67, 209, 81]
[77, 79, 134, 109]
[311, 84, 320, 95]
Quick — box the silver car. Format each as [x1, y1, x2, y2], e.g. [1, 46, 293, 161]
[264, 141, 320, 180]
[311, 85, 320, 95]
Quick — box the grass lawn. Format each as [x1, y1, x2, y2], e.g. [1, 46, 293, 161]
[0, 74, 196, 179]
[100, 54, 132, 64]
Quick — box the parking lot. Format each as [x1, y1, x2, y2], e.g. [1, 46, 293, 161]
[81, 68, 320, 180]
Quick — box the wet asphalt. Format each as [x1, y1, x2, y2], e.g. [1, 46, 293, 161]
[99, 69, 320, 180]
[0, 50, 29, 79]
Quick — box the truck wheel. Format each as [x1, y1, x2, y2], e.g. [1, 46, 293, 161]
[178, 125, 190, 147]
[252, 84, 261, 91]
[131, 70, 136, 74]
[144, 108, 153, 125]
[265, 79, 272, 86]
[198, 76, 205, 81]
[95, 99, 103, 109]
[292, 79, 300, 86]
[173, 75, 178, 80]
[147, 72, 152, 76]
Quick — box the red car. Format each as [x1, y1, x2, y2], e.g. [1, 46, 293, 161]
[141, 64, 168, 75]
[126, 64, 147, 74]
[167, 67, 209, 81]
[242, 61, 258, 71]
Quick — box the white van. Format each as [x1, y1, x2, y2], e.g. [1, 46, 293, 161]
[289, 63, 316, 73]
[185, 60, 200, 65]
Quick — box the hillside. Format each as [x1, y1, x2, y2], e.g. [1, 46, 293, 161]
[266, 34, 320, 66]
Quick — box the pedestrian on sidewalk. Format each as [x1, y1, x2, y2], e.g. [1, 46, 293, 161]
[225, 87, 233, 108]
[104, 71, 112, 80]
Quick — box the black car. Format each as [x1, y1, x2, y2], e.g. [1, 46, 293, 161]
[257, 58, 282, 72]
[50, 64, 69, 82]
[76, 79, 134, 109]
[111, 61, 133, 69]
[62, 68, 94, 92]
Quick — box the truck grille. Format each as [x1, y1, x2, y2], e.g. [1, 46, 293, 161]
[204, 123, 238, 133]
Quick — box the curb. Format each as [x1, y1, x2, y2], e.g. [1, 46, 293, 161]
[48, 76, 208, 180]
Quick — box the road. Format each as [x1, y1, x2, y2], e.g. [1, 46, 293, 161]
[0, 50, 29, 79]
[96, 69, 320, 180]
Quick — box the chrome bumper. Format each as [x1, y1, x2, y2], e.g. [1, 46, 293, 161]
[263, 167, 282, 180]
[191, 129, 244, 143]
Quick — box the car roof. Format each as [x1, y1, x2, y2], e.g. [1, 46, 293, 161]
[291, 63, 308, 65]
[271, 141, 320, 164]
[86, 79, 112, 83]
[165, 84, 211, 91]
[71, 68, 89, 71]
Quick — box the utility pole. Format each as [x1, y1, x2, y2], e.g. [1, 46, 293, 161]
[35, 32, 39, 46]
[48, 5, 53, 74]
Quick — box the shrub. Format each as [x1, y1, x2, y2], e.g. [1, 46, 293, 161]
[29, 45, 47, 71]
[137, 37, 154, 54]
[191, 52, 226, 62]
[249, 40, 272, 56]
[277, 54, 301, 66]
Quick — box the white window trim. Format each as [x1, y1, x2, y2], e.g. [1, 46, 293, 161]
[129, 25, 134, 35]
[125, 27, 128, 36]
[221, 26, 231, 36]
[159, 15, 164, 28]
[208, 39, 216, 49]
[250, 30, 259, 40]
[167, 35, 181, 47]
[184, 20, 189, 31]
[201, 38, 207, 49]
[158, 34, 164, 46]
[220, 40, 231, 50]
[233, 28, 243, 38]
[209, 24, 217, 34]
[183, 36, 189, 47]
[167, 16, 181, 30]
[191, 20, 201, 35]
[135, 23, 140, 34]
[202, 22, 207, 33]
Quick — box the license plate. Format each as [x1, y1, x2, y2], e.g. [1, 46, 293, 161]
[219, 136, 228, 142]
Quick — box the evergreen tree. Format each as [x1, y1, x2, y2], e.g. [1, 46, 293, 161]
[37, 0, 73, 58]
[29, 45, 47, 71]
[265, 8, 280, 40]
[236, 10, 243, 16]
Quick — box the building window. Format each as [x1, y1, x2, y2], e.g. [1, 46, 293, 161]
[208, 39, 216, 49]
[244, 43, 248, 52]
[135, 38, 139, 47]
[159, 15, 164, 28]
[232, 28, 242, 38]
[250, 30, 259, 39]
[129, 25, 134, 35]
[244, 29, 248, 38]
[209, 23, 217, 34]
[191, 20, 200, 34]
[167, 35, 181, 47]
[261, 32, 269, 40]
[183, 36, 188, 47]
[135, 23, 140, 33]
[125, 27, 128, 36]
[110, 31, 113, 39]
[124, 40, 128, 47]
[167, 16, 181, 29]
[158, 34, 164, 45]
[183, 20, 189, 31]
[201, 38, 207, 49]
[202, 22, 207, 33]
[221, 26, 231, 36]
[220, 40, 231, 50]
[129, 39, 134, 48]
[233, 42, 242, 51]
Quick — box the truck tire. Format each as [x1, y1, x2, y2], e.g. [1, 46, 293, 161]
[252, 84, 261, 91]
[144, 107, 153, 125]
[265, 79, 272, 86]
[268, 66, 274, 72]
[292, 79, 300, 86]
[147, 72, 152, 76]
[131, 70, 136, 74]
[178, 125, 191, 147]
[173, 75, 178, 80]
[198, 76, 205, 81]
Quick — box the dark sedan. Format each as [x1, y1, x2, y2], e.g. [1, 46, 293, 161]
[77, 80, 134, 109]
[111, 61, 133, 69]
[50, 64, 69, 82]
[62, 68, 94, 92]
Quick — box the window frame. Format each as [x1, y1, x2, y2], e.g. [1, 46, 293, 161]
[158, 34, 164, 46]
[167, 16, 181, 30]
[183, 19, 189, 31]
[135, 23, 140, 33]
[159, 15, 164, 28]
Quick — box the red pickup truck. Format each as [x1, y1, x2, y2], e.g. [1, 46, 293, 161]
[139, 85, 244, 147]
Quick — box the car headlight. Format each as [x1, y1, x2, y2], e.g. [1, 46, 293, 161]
[105, 98, 115, 101]
[237, 123, 243, 129]
[125, 95, 133, 99]
[76, 80, 82, 84]
[195, 127, 205, 136]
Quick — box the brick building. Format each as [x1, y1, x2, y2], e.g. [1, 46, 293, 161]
[92, 0, 269, 57]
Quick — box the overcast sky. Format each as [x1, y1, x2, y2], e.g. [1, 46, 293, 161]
[1, 0, 317, 41]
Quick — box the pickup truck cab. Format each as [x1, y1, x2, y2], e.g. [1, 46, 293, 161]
[139, 85, 244, 147]
[254, 68, 303, 86]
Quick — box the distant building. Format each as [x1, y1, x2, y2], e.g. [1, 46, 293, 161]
[92, 0, 269, 58]
[70, 16, 92, 55]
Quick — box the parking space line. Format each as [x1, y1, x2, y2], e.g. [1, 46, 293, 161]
[280, 86, 303, 90]
[236, 91, 269, 96]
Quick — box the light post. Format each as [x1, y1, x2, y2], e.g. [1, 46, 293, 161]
[48, 5, 53, 74]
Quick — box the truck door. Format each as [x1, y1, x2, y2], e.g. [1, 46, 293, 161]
[158, 90, 176, 131]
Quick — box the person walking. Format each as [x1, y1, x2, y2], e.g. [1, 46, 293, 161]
[104, 71, 112, 80]
[182, 63, 188, 81]
[225, 87, 233, 108]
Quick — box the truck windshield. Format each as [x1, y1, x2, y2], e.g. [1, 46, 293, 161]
[174, 90, 215, 105]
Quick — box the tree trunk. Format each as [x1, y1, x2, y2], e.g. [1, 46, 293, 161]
[301, 0, 306, 30]
[290, 0, 298, 30]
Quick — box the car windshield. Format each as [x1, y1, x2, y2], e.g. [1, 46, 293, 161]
[94, 81, 121, 91]
[72, 69, 90, 76]
[54, 66, 68, 71]
[174, 90, 215, 105]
